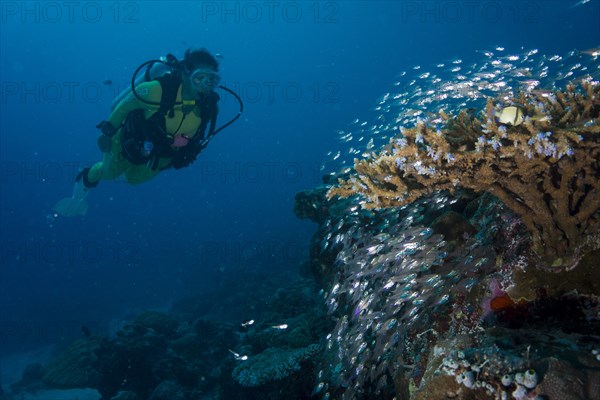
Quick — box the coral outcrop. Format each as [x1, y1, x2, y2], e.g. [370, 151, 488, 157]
[41, 337, 103, 389]
[231, 344, 322, 387]
[304, 187, 600, 400]
[16, 277, 330, 400]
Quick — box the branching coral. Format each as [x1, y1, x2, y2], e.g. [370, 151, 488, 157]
[328, 80, 600, 269]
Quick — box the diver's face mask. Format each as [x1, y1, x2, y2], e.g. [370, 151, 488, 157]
[190, 68, 221, 93]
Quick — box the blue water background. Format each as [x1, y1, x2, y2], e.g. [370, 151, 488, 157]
[0, 1, 598, 354]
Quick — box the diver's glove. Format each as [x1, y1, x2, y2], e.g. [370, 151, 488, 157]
[171, 143, 205, 169]
[171, 149, 197, 169]
[95, 121, 117, 153]
[96, 120, 117, 137]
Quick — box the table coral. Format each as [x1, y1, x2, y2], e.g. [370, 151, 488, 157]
[328, 80, 600, 269]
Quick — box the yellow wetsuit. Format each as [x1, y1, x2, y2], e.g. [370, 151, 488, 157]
[87, 81, 206, 185]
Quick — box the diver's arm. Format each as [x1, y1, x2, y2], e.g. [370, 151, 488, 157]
[107, 81, 163, 129]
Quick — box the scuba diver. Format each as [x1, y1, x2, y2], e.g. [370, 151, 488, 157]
[54, 48, 242, 216]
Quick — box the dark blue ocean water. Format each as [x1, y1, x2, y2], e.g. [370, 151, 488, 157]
[0, 0, 598, 357]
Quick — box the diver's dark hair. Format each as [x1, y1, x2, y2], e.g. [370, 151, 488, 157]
[183, 48, 219, 73]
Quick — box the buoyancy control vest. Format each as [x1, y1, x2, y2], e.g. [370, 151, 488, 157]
[120, 72, 219, 170]
[110, 54, 242, 170]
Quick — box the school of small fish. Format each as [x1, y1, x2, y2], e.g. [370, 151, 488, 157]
[324, 46, 599, 174]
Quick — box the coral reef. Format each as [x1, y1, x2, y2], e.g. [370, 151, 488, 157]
[294, 185, 331, 224]
[14, 276, 330, 400]
[311, 192, 499, 399]
[41, 337, 103, 389]
[221, 279, 333, 399]
[8, 308, 234, 399]
[328, 80, 600, 269]
[147, 380, 187, 400]
[132, 311, 178, 338]
[8, 363, 45, 394]
[110, 392, 140, 400]
[231, 344, 322, 387]
[302, 184, 600, 400]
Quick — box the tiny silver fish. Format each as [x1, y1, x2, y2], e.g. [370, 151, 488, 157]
[569, 0, 590, 8]
[582, 47, 600, 57]
[228, 349, 248, 361]
[241, 319, 254, 328]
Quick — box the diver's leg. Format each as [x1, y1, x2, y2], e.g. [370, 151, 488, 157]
[123, 155, 173, 184]
[85, 132, 137, 184]
[123, 164, 161, 184]
[53, 146, 129, 216]
[53, 171, 94, 217]
[87, 151, 127, 184]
